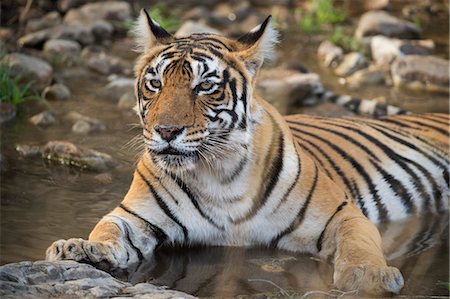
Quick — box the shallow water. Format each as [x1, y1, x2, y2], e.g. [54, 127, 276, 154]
[1, 2, 449, 297]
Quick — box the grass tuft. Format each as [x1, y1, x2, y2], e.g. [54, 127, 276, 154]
[0, 63, 38, 106]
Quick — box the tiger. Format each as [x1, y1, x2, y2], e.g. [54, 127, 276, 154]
[46, 10, 449, 296]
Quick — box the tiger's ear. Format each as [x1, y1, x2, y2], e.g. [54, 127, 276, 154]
[133, 9, 174, 52]
[236, 16, 279, 77]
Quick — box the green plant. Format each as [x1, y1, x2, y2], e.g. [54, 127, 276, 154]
[148, 2, 181, 33]
[330, 26, 368, 56]
[298, 0, 346, 33]
[0, 63, 38, 106]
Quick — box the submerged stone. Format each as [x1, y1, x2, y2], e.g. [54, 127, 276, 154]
[16, 141, 116, 172]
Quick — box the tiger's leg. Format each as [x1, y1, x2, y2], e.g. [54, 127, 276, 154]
[46, 213, 157, 270]
[321, 204, 404, 295]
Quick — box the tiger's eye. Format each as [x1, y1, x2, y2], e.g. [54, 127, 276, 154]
[200, 81, 213, 90]
[150, 79, 161, 89]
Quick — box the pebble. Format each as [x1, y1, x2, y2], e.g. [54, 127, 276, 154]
[256, 68, 323, 114]
[370, 35, 434, 66]
[25, 11, 62, 33]
[66, 111, 106, 134]
[346, 65, 387, 87]
[317, 40, 344, 68]
[334, 52, 368, 77]
[43, 39, 81, 63]
[29, 111, 57, 127]
[16, 141, 116, 172]
[42, 84, 71, 101]
[355, 10, 421, 39]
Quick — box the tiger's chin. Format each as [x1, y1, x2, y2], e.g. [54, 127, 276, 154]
[150, 152, 199, 174]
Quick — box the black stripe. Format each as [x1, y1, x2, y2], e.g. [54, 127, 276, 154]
[320, 121, 429, 214]
[316, 201, 348, 252]
[398, 117, 449, 136]
[169, 173, 224, 230]
[290, 126, 389, 221]
[289, 121, 381, 162]
[295, 136, 356, 197]
[235, 116, 285, 223]
[366, 122, 449, 169]
[136, 168, 189, 241]
[119, 204, 168, 246]
[419, 115, 450, 126]
[122, 220, 144, 262]
[271, 165, 318, 247]
[273, 143, 302, 210]
[220, 155, 249, 184]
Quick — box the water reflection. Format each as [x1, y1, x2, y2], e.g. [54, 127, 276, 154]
[110, 215, 448, 298]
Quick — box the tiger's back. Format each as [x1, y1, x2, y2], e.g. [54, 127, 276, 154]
[286, 113, 450, 223]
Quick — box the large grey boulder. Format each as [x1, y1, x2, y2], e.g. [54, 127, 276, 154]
[391, 55, 449, 93]
[2, 53, 53, 91]
[371, 35, 434, 66]
[0, 260, 196, 298]
[355, 10, 421, 39]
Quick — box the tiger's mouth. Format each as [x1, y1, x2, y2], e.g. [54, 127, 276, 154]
[149, 146, 200, 172]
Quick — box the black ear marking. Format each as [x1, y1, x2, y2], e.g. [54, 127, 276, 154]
[237, 15, 272, 45]
[142, 8, 173, 42]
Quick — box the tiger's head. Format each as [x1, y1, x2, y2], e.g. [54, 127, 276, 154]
[134, 10, 278, 173]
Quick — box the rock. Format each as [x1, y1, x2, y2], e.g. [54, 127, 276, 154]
[101, 76, 135, 101]
[42, 84, 71, 101]
[91, 20, 114, 40]
[346, 65, 386, 87]
[2, 53, 53, 91]
[355, 10, 421, 39]
[66, 111, 106, 134]
[0, 103, 17, 124]
[118, 91, 136, 110]
[18, 24, 94, 48]
[371, 35, 434, 66]
[63, 1, 131, 33]
[82, 47, 127, 75]
[57, 0, 86, 13]
[317, 40, 343, 68]
[334, 52, 368, 77]
[51, 25, 94, 45]
[256, 68, 323, 114]
[16, 141, 116, 171]
[43, 39, 81, 63]
[17, 29, 52, 48]
[26, 11, 62, 33]
[391, 55, 449, 93]
[0, 261, 196, 298]
[209, 1, 253, 27]
[29, 111, 57, 127]
[175, 21, 221, 37]
[94, 173, 113, 185]
[363, 0, 389, 11]
[0, 27, 13, 41]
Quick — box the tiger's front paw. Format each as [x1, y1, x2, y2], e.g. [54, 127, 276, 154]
[46, 238, 118, 270]
[334, 264, 404, 295]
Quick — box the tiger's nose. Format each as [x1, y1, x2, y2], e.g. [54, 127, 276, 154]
[154, 125, 184, 142]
